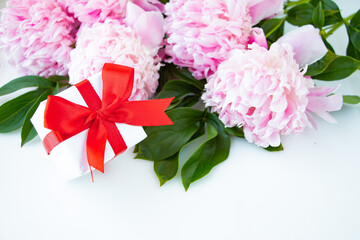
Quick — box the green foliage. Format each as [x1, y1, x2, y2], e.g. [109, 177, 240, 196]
[287, 4, 315, 26]
[264, 144, 284, 152]
[343, 95, 360, 104]
[313, 2, 325, 29]
[0, 75, 68, 145]
[154, 154, 179, 186]
[135, 108, 204, 160]
[347, 10, 360, 60]
[181, 113, 230, 190]
[306, 51, 360, 80]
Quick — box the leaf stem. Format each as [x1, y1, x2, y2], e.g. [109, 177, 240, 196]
[324, 13, 356, 38]
[284, 0, 311, 9]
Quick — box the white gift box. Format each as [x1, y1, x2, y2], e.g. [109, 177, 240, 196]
[31, 72, 147, 179]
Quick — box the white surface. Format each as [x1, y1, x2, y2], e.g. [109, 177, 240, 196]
[1, 1, 360, 240]
[31, 72, 147, 179]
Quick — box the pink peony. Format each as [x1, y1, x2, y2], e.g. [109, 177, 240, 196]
[68, 19, 160, 101]
[164, 0, 252, 80]
[202, 43, 312, 147]
[306, 85, 343, 129]
[61, 0, 164, 24]
[164, 0, 285, 80]
[202, 25, 342, 147]
[0, 0, 77, 77]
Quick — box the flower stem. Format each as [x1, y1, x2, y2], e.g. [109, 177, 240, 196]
[324, 13, 356, 39]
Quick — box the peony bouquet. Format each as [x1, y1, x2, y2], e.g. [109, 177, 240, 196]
[0, 0, 359, 189]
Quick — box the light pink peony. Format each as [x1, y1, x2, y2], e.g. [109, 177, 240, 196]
[164, 0, 285, 80]
[164, 0, 252, 80]
[202, 43, 313, 147]
[202, 25, 342, 147]
[68, 19, 160, 101]
[0, 0, 77, 77]
[61, 0, 164, 24]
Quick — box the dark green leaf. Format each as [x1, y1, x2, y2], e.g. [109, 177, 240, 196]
[225, 127, 245, 138]
[350, 10, 360, 29]
[172, 67, 205, 90]
[312, 56, 360, 80]
[0, 76, 54, 96]
[323, 0, 342, 25]
[343, 95, 360, 104]
[53, 82, 60, 95]
[154, 154, 179, 186]
[287, 4, 315, 26]
[136, 108, 204, 161]
[0, 90, 46, 133]
[306, 51, 337, 76]
[310, 0, 342, 25]
[181, 113, 230, 190]
[263, 144, 284, 152]
[313, 2, 325, 29]
[157, 63, 173, 92]
[260, 18, 286, 38]
[157, 80, 201, 101]
[347, 41, 360, 60]
[21, 90, 51, 146]
[47, 75, 69, 82]
[346, 24, 360, 52]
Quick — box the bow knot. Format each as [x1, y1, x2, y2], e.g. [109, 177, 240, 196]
[43, 63, 173, 175]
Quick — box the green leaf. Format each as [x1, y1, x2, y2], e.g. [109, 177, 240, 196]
[0, 90, 46, 133]
[181, 112, 230, 190]
[172, 67, 205, 90]
[47, 75, 69, 82]
[350, 10, 360, 29]
[312, 55, 360, 80]
[309, 0, 342, 25]
[21, 90, 51, 146]
[157, 64, 173, 92]
[306, 51, 337, 76]
[287, 4, 315, 26]
[263, 144, 284, 152]
[346, 24, 360, 53]
[313, 2, 325, 29]
[347, 41, 360, 60]
[157, 80, 201, 101]
[0, 76, 54, 96]
[225, 127, 245, 138]
[136, 108, 204, 161]
[346, 10, 360, 60]
[52, 82, 60, 95]
[343, 95, 360, 104]
[260, 18, 286, 38]
[154, 154, 179, 186]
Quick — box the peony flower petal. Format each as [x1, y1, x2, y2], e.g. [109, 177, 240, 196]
[133, 11, 164, 49]
[125, 1, 146, 27]
[132, 0, 164, 12]
[248, 27, 268, 49]
[276, 25, 328, 67]
[306, 87, 343, 123]
[202, 43, 313, 147]
[248, 0, 285, 25]
[164, 0, 252, 79]
[68, 19, 160, 101]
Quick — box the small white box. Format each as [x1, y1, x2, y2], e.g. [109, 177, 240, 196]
[31, 72, 147, 179]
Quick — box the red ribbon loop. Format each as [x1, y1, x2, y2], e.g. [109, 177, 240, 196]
[43, 63, 173, 174]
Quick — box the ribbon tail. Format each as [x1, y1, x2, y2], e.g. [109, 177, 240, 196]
[86, 118, 107, 173]
[108, 97, 174, 126]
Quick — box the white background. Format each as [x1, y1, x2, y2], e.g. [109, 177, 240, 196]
[1, 1, 360, 240]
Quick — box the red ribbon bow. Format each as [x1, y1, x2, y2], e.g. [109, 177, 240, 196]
[43, 63, 173, 174]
